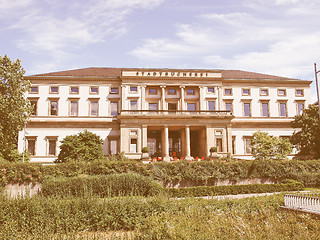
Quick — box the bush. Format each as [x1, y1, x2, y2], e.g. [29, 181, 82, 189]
[168, 181, 304, 198]
[41, 173, 164, 197]
[142, 147, 150, 153]
[56, 130, 104, 163]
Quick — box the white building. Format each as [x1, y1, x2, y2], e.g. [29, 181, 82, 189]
[18, 68, 311, 163]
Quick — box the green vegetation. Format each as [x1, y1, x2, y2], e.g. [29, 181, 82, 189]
[56, 130, 105, 163]
[250, 131, 292, 161]
[291, 104, 320, 159]
[0, 55, 32, 162]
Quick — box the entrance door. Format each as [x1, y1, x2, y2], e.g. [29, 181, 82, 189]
[169, 131, 181, 158]
[190, 130, 200, 157]
[168, 103, 177, 111]
[147, 131, 162, 158]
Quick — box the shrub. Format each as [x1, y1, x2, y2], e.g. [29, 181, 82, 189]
[142, 147, 150, 153]
[56, 130, 104, 163]
[210, 147, 217, 153]
[41, 173, 164, 197]
[168, 181, 304, 198]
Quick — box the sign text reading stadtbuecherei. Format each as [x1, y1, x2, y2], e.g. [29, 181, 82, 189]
[122, 71, 221, 78]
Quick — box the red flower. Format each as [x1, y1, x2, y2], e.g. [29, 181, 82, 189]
[28, 175, 32, 178]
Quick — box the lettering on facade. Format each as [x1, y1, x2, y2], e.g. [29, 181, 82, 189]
[121, 71, 220, 78]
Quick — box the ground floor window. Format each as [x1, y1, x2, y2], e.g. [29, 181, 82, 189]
[27, 138, 36, 155]
[216, 138, 222, 152]
[130, 139, 137, 153]
[47, 137, 57, 156]
[110, 139, 118, 155]
[243, 137, 252, 154]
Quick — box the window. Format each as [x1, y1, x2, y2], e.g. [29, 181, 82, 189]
[70, 86, 79, 94]
[297, 102, 304, 115]
[278, 89, 286, 96]
[207, 87, 215, 93]
[244, 137, 252, 154]
[149, 103, 158, 110]
[110, 102, 118, 116]
[208, 101, 215, 111]
[296, 89, 304, 96]
[149, 88, 157, 94]
[187, 103, 196, 111]
[48, 138, 57, 156]
[89, 100, 99, 116]
[90, 86, 99, 94]
[225, 102, 232, 113]
[243, 103, 251, 117]
[130, 139, 137, 153]
[242, 89, 250, 96]
[168, 88, 176, 95]
[130, 86, 138, 92]
[30, 99, 38, 116]
[110, 139, 118, 155]
[187, 88, 195, 95]
[27, 138, 36, 156]
[279, 102, 287, 117]
[130, 100, 138, 110]
[50, 86, 59, 94]
[70, 100, 78, 116]
[49, 100, 58, 116]
[260, 89, 268, 96]
[261, 102, 269, 117]
[30, 86, 38, 93]
[224, 88, 232, 95]
[110, 88, 118, 94]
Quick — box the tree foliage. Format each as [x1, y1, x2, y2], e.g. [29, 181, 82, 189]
[56, 130, 105, 163]
[250, 131, 292, 161]
[0, 55, 31, 161]
[291, 104, 320, 159]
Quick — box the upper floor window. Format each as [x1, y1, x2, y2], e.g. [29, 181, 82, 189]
[279, 102, 287, 117]
[49, 100, 58, 116]
[243, 102, 251, 117]
[149, 88, 157, 94]
[130, 100, 138, 110]
[225, 102, 233, 113]
[70, 100, 78, 116]
[187, 88, 195, 95]
[30, 86, 38, 94]
[30, 99, 38, 116]
[70, 86, 79, 94]
[242, 88, 250, 96]
[110, 88, 118, 94]
[261, 102, 269, 117]
[296, 89, 304, 97]
[168, 88, 176, 95]
[208, 101, 215, 111]
[207, 87, 215, 93]
[260, 89, 268, 96]
[278, 89, 286, 96]
[187, 103, 196, 111]
[130, 86, 138, 92]
[297, 102, 304, 115]
[110, 101, 118, 116]
[149, 103, 158, 110]
[89, 100, 99, 116]
[90, 86, 99, 94]
[224, 88, 232, 95]
[50, 86, 59, 94]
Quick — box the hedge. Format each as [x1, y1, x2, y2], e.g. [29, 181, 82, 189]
[168, 180, 304, 198]
[41, 173, 164, 197]
[1, 159, 320, 187]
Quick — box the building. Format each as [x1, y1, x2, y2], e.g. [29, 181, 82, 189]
[18, 68, 312, 163]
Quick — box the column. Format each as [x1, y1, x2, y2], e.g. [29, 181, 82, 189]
[180, 86, 185, 110]
[185, 126, 193, 160]
[206, 125, 215, 156]
[227, 124, 232, 154]
[141, 85, 146, 110]
[199, 86, 204, 111]
[120, 125, 127, 153]
[121, 85, 126, 111]
[162, 126, 170, 161]
[141, 125, 148, 148]
[222, 128, 227, 152]
[218, 86, 223, 110]
[161, 85, 166, 110]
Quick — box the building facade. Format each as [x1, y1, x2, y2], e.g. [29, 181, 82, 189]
[18, 68, 312, 163]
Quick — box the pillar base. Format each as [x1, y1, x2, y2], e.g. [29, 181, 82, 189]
[185, 156, 193, 161]
[163, 156, 171, 162]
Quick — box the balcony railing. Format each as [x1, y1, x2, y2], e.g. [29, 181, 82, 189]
[120, 110, 232, 116]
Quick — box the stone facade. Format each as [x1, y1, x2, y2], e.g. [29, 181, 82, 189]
[18, 68, 312, 163]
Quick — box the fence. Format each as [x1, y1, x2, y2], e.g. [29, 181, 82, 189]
[284, 193, 320, 214]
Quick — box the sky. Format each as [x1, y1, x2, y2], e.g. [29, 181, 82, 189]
[1, 0, 320, 102]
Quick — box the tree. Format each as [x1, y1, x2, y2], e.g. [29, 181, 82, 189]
[250, 131, 292, 161]
[291, 104, 320, 159]
[56, 130, 105, 163]
[0, 55, 31, 161]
